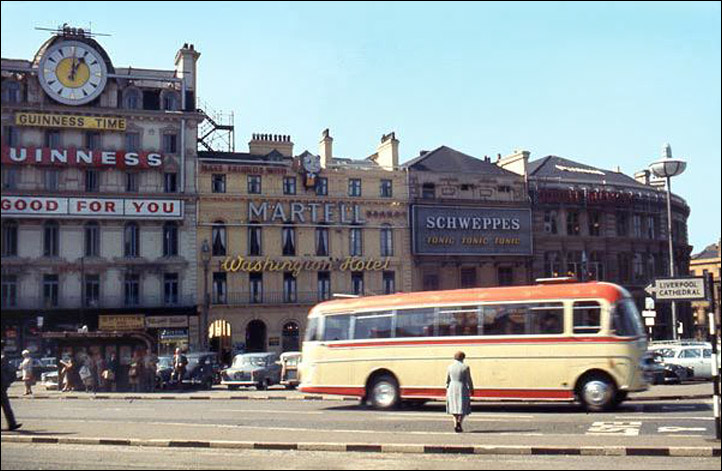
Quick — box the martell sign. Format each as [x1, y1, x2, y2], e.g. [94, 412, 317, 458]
[2, 146, 164, 169]
[1, 196, 183, 220]
[644, 277, 708, 302]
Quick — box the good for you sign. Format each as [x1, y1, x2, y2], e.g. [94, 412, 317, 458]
[412, 205, 532, 256]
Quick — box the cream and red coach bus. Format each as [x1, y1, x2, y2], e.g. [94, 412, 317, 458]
[299, 281, 650, 411]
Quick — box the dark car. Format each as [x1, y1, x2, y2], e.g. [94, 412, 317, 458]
[221, 353, 281, 390]
[647, 352, 692, 385]
[155, 356, 173, 390]
[181, 352, 223, 390]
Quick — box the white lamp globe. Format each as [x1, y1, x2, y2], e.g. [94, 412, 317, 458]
[649, 143, 686, 178]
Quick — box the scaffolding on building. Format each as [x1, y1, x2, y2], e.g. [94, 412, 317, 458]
[197, 98, 235, 152]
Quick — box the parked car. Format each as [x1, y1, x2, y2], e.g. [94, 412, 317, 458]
[15, 357, 57, 380]
[279, 352, 301, 390]
[155, 356, 174, 390]
[654, 345, 714, 380]
[646, 352, 692, 384]
[221, 353, 281, 390]
[182, 352, 223, 390]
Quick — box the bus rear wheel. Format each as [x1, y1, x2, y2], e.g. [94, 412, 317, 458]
[578, 374, 617, 412]
[368, 375, 400, 410]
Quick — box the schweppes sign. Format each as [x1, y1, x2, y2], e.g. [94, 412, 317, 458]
[15, 112, 126, 131]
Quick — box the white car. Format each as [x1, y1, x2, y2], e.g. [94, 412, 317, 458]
[655, 345, 714, 380]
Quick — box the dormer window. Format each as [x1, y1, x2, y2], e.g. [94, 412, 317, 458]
[123, 88, 142, 110]
[1, 80, 22, 104]
[162, 90, 180, 111]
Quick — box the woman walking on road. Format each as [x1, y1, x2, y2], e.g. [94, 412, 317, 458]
[446, 351, 474, 433]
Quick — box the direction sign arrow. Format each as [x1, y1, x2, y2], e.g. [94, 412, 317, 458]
[645, 277, 707, 302]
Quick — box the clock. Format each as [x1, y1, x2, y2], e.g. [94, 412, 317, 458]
[302, 153, 321, 174]
[38, 40, 108, 106]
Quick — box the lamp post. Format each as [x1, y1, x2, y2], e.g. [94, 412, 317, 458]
[649, 143, 687, 340]
[200, 239, 211, 351]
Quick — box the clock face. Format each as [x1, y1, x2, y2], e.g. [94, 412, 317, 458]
[303, 154, 321, 173]
[38, 40, 108, 106]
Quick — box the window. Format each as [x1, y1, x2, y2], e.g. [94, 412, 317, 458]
[125, 132, 140, 152]
[164, 273, 179, 305]
[282, 321, 300, 352]
[2, 167, 17, 190]
[482, 302, 564, 336]
[618, 253, 631, 283]
[498, 267, 514, 286]
[43, 274, 59, 308]
[350, 228, 363, 256]
[212, 222, 227, 256]
[567, 251, 582, 279]
[162, 91, 179, 111]
[123, 88, 141, 110]
[212, 272, 227, 304]
[528, 304, 565, 335]
[248, 175, 262, 194]
[423, 273, 439, 291]
[84, 274, 100, 308]
[422, 183, 436, 199]
[589, 212, 601, 236]
[124, 223, 140, 258]
[1, 80, 21, 103]
[283, 177, 297, 195]
[353, 312, 393, 339]
[680, 349, 702, 359]
[315, 227, 329, 256]
[316, 177, 328, 196]
[318, 272, 331, 301]
[498, 185, 512, 194]
[396, 308, 435, 338]
[163, 222, 178, 257]
[573, 301, 602, 334]
[45, 169, 60, 191]
[124, 274, 140, 306]
[250, 273, 263, 304]
[438, 306, 479, 336]
[348, 179, 362, 197]
[45, 129, 61, 148]
[380, 180, 393, 198]
[380, 226, 393, 257]
[632, 214, 643, 238]
[84, 222, 100, 257]
[164, 172, 178, 193]
[282, 226, 296, 256]
[3, 125, 19, 147]
[544, 252, 562, 278]
[544, 211, 558, 234]
[1, 275, 18, 308]
[616, 212, 628, 237]
[43, 221, 59, 257]
[323, 315, 350, 341]
[566, 211, 580, 236]
[2, 220, 18, 256]
[125, 172, 139, 193]
[163, 133, 178, 153]
[460, 268, 477, 288]
[352, 272, 364, 295]
[283, 273, 297, 303]
[383, 271, 395, 295]
[647, 216, 657, 240]
[633, 253, 645, 280]
[249, 223, 263, 256]
[85, 131, 101, 150]
[212, 174, 226, 194]
[589, 252, 605, 281]
[85, 169, 100, 193]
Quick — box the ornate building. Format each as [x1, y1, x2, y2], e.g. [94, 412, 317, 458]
[197, 130, 411, 357]
[1, 27, 202, 356]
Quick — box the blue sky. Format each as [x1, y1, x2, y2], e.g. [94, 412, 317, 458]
[2, 1, 720, 253]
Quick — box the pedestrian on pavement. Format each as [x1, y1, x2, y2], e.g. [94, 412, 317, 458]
[2, 344, 22, 431]
[106, 352, 118, 392]
[143, 351, 157, 393]
[446, 351, 473, 433]
[172, 348, 188, 390]
[128, 350, 142, 393]
[79, 356, 96, 393]
[19, 350, 34, 396]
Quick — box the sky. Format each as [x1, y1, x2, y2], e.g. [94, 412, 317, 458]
[2, 1, 720, 253]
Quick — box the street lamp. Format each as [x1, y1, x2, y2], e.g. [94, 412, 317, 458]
[649, 143, 687, 340]
[200, 239, 211, 351]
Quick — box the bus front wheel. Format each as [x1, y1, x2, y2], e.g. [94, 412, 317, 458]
[578, 374, 617, 412]
[368, 375, 400, 410]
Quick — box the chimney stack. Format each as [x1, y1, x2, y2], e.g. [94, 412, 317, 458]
[319, 128, 333, 168]
[249, 133, 294, 157]
[375, 132, 399, 170]
[496, 149, 530, 177]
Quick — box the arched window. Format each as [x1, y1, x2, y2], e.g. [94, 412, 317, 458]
[163, 222, 178, 257]
[124, 222, 140, 258]
[282, 321, 300, 352]
[1, 220, 18, 256]
[162, 90, 179, 111]
[123, 88, 142, 110]
[212, 221, 227, 256]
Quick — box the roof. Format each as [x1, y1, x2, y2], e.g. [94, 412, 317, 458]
[528, 155, 649, 189]
[198, 150, 290, 164]
[692, 243, 720, 260]
[310, 282, 626, 315]
[403, 146, 517, 177]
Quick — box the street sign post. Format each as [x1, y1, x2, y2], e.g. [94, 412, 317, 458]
[644, 277, 707, 302]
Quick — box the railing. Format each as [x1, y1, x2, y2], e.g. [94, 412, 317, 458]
[212, 291, 335, 306]
[1, 294, 197, 311]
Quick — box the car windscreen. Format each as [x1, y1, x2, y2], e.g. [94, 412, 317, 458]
[232, 356, 267, 368]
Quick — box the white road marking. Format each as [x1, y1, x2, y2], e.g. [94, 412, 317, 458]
[210, 409, 323, 415]
[658, 426, 708, 433]
[586, 421, 641, 436]
[615, 416, 713, 421]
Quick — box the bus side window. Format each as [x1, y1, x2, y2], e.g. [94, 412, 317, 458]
[573, 301, 602, 335]
[323, 315, 351, 341]
[529, 303, 564, 335]
[353, 312, 393, 340]
[438, 306, 479, 336]
[483, 304, 525, 336]
[396, 308, 435, 338]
